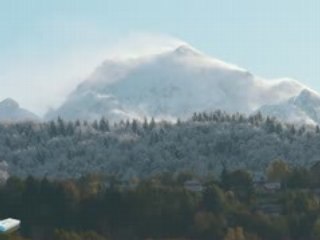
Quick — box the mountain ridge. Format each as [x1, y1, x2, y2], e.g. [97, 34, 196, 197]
[1, 45, 319, 125]
[0, 98, 39, 123]
[259, 89, 320, 125]
[46, 45, 319, 124]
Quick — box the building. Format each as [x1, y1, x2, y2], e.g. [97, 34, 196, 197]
[0, 218, 20, 234]
[184, 179, 203, 192]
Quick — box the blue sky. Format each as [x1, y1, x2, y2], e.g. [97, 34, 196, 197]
[1, 0, 320, 114]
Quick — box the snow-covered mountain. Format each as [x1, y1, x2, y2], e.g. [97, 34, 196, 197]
[0, 98, 39, 122]
[259, 89, 320, 125]
[46, 45, 318, 123]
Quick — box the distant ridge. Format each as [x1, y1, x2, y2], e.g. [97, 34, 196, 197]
[0, 98, 39, 122]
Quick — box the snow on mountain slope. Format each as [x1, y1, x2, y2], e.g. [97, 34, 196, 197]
[259, 89, 320, 125]
[0, 98, 39, 122]
[46, 45, 314, 122]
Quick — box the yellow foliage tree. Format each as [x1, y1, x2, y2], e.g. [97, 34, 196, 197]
[266, 159, 290, 182]
[224, 227, 245, 240]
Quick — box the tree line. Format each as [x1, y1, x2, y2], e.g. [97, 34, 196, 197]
[0, 111, 320, 180]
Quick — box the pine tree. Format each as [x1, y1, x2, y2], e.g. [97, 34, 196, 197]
[149, 117, 156, 130]
[143, 117, 148, 130]
[49, 120, 58, 137]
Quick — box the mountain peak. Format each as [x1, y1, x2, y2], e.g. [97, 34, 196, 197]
[0, 98, 19, 109]
[172, 45, 201, 56]
[294, 89, 320, 104]
[0, 98, 39, 122]
[299, 89, 319, 98]
[48, 43, 315, 123]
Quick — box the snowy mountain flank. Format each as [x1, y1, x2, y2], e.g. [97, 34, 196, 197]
[259, 89, 320, 125]
[0, 98, 39, 122]
[46, 45, 319, 124]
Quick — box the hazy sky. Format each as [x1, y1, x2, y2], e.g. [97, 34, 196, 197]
[1, 0, 320, 115]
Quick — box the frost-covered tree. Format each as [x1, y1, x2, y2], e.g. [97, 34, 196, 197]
[0, 113, 319, 180]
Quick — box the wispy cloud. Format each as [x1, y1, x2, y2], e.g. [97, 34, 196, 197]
[0, 31, 184, 116]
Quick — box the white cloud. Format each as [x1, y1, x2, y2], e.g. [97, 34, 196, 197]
[0, 32, 184, 117]
[101, 32, 186, 59]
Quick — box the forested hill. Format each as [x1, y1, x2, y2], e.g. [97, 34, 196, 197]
[1, 111, 320, 179]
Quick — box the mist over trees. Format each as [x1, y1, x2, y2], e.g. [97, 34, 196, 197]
[0, 111, 320, 180]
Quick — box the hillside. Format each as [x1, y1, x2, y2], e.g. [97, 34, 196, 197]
[1, 112, 320, 179]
